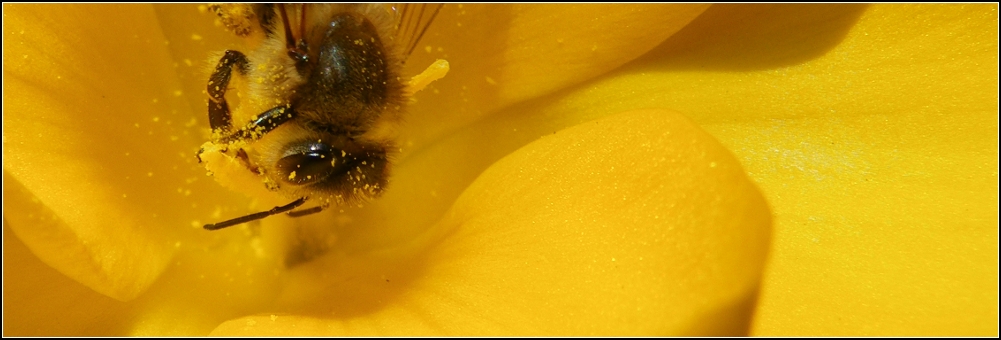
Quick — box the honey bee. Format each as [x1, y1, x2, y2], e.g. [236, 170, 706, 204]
[197, 4, 448, 230]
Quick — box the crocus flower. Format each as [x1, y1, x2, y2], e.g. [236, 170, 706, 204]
[3, 4, 996, 336]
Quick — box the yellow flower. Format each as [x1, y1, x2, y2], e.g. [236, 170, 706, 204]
[3, 3, 996, 337]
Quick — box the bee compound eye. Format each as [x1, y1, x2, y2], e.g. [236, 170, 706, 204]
[276, 142, 339, 185]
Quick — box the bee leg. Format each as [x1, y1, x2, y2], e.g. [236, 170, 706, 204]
[203, 197, 307, 231]
[207, 50, 249, 132]
[287, 205, 324, 218]
[219, 105, 299, 143]
[235, 149, 264, 175]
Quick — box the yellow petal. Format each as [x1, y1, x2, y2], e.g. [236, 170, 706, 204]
[400, 4, 710, 153]
[209, 109, 771, 336]
[475, 4, 996, 335]
[3, 221, 131, 336]
[150, 4, 242, 120]
[3, 4, 248, 301]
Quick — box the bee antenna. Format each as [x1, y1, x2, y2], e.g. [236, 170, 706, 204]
[203, 197, 307, 230]
[278, 4, 296, 52]
[278, 4, 308, 66]
[288, 205, 324, 217]
[299, 4, 308, 44]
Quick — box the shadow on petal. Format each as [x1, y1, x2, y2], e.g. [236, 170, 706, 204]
[636, 4, 868, 71]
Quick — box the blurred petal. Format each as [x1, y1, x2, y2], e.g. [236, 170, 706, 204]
[119, 232, 285, 336]
[400, 4, 710, 152]
[472, 4, 996, 335]
[2, 212, 286, 336]
[210, 110, 771, 336]
[151, 4, 242, 120]
[3, 4, 247, 301]
[2, 221, 131, 336]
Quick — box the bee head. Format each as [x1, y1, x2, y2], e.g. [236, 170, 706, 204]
[266, 131, 390, 205]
